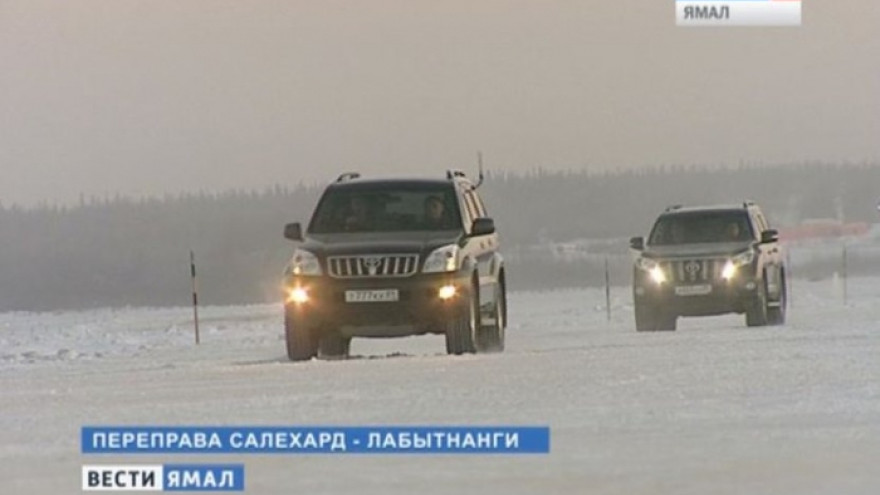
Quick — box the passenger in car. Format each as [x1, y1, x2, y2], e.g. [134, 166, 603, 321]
[725, 221, 744, 241]
[423, 196, 450, 229]
[344, 196, 373, 231]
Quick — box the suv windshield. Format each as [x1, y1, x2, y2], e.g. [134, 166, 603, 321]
[308, 185, 462, 234]
[649, 211, 753, 245]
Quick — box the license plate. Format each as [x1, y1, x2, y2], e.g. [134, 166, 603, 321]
[344, 289, 399, 303]
[675, 284, 712, 296]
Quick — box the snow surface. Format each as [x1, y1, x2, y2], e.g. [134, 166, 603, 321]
[1, 277, 879, 494]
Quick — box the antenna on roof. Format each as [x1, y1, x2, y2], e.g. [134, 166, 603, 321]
[473, 151, 485, 189]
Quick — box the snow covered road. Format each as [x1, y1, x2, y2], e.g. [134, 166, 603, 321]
[2, 277, 879, 494]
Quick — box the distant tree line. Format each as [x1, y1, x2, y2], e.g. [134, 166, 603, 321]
[0, 162, 877, 311]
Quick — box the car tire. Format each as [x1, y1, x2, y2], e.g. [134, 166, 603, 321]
[446, 278, 479, 355]
[656, 313, 677, 331]
[635, 302, 655, 332]
[767, 272, 787, 326]
[284, 305, 318, 362]
[746, 277, 770, 327]
[319, 330, 351, 359]
[477, 280, 506, 353]
[635, 303, 677, 332]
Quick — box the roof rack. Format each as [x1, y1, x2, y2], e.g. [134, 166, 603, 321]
[335, 172, 361, 183]
[446, 169, 467, 180]
[664, 204, 683, 212]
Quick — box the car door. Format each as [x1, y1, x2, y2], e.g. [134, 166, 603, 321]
[467, 189, 503, 307]
[753, 210, 783, 298]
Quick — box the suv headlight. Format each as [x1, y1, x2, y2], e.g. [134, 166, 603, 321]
[636, 257, 658, 271]
[422, 244, 460, 273]
[722, 250, 755, 280]
[635, 257, 666, 284]
[730, 249, 755, 267]
[286, 249, 322, 276]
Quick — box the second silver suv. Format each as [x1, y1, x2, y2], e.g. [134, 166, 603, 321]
[629, 202, 787, 331]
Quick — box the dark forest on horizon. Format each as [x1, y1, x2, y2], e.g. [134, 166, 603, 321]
[1, 162, 878, 311]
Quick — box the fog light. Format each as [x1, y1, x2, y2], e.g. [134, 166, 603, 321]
[288, 287, 309, 304]
[745, 281, 756, 291]
[721, 261, 737, 280]
[438, 285, 457, 300]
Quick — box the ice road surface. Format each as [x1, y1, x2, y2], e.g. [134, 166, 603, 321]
[1, 277, 879, 494]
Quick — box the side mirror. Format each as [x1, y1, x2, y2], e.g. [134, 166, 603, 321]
[283, 222, 303, 241]
[470, 217, 496, 237]
[760, 229, 778, 244]
[630, 236, 644, 251]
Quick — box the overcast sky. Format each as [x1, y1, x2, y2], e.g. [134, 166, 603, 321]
[2, 0, 878, 206]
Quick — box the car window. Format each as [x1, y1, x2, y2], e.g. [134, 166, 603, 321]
[309, 186, 462, 233]
[753, 212, 769, 233]
[460, 190, 478, 229]
[649, 211, 754, 245]
[471, 191, 488, 217]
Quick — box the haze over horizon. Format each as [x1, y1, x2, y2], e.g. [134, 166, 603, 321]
[2, 0, 878, 207]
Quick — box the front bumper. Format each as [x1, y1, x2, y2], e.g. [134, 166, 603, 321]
[633, 271, 760, 316]
[283, 271, 472, 337]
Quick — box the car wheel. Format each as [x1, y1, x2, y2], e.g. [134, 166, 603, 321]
[477, 280, 506, 353]
[635, 303, 676, 332]
[745, 277, 769, 327]
[319, 329, 351, 359]
[284, 305, 318, 362]
[635, 302, 656, 332]
[767, 272, 787, 326]
[656, 312, 677, 331]
[446, 278, 479, 355]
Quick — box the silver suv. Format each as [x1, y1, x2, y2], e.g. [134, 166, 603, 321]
[629, 202, 787, 331]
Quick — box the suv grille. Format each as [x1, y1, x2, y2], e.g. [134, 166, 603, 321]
[327, 254, 420, 278]
[662, 259, 723, 283]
